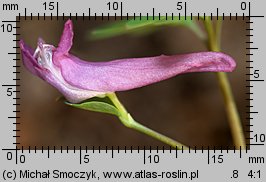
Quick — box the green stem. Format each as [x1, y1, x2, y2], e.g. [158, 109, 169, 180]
[215, 19, 222, 50]
[107, 93, 189, 150]
[203, 18, 246, 149]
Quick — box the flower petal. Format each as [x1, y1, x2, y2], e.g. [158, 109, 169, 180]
[20, 39, 105, 103]
[35, 66, 105, 103]
[56, 19, 73, 55]
[57, 52, 236, 92]
[19, 40, 39, 76]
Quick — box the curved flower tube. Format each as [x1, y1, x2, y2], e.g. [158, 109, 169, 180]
[20, 20, 236, 103]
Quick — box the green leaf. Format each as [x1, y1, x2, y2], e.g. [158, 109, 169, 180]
[90, 20, 129, 40]
[89, 16, 205, 40]
[65, 96, 121, 117]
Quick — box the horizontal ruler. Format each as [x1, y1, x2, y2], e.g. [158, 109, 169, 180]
[1, 149, 264, 181]
[2, 146, 250, 164]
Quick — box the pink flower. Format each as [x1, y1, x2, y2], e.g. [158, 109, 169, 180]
[20, 20, 236, 103]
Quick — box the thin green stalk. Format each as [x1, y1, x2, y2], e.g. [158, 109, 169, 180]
[215, 19, 222, 50]
[203, 18, 246, 149]
[107, 93, 189, 150]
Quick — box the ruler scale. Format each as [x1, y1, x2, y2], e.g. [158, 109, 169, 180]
[0, 0, 265, 181]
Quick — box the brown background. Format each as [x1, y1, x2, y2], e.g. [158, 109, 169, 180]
[17, 18, 248, 149]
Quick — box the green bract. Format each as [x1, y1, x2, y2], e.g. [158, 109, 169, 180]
[65, 96, 120, 117]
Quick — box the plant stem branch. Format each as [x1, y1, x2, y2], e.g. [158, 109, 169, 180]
[203, 18, 246, 149]
[107, 93, 189, 149]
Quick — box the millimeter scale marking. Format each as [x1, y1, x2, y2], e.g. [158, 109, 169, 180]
[0, 1, 265, 169]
